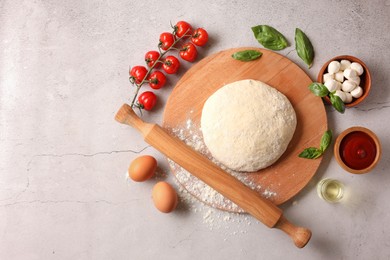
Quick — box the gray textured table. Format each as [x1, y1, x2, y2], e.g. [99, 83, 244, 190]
[1, 1, 390, 259]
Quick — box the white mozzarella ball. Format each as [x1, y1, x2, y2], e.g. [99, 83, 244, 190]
[340, 59, 352, 70]
[334, 90, 347, 102]
[349, 76, 361, 86]
[328, 61, 341, 74]
[350, 62, 364, 76]
[335, 71, 344, 82]
[324, 79, 339, 92]
[323, 73, 334, 82]
[342, 80, 357, 92]
[336, 81, 342, 91]
[351, 86, 363, 98]
[343, 68, 358, 79]
[344, 92, 353, 103]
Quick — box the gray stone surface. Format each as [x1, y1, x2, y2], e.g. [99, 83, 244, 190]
[1, 0, 390, 259]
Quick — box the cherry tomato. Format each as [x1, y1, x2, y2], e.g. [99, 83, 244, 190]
[179, 43, 198, 62]
[138, 91, 157, 111]
[162, 56, 180, 74]
[174, 21, 192, 38]
[159, 32, 175, 51]
[148, 71, 166, 89]
[130, 66, 148, 84]
[191, 28, 208, 47]
[145, 51, 161, 68]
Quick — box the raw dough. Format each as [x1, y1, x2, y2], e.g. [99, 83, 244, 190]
[201, 79, 296, 172]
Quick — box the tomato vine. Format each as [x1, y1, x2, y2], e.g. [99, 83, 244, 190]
[128, 21, 209, 112]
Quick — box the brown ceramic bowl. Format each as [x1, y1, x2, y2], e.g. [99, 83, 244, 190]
[317, 55, 372, 107]
[334, 126, 381, 174]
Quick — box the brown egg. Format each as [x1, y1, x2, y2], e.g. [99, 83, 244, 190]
[152, 181, 178, 213]
[128, 155, 157, 182]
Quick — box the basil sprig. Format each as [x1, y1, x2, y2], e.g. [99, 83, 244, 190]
[232, 50, 263, 61]
[308, 82, 345, 113]
[251, 25, 288, 51]
[295, 28, 314, 68]
[299, 130, 332, 159]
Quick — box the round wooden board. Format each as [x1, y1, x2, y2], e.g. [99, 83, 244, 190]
[162, 47, 327, 212]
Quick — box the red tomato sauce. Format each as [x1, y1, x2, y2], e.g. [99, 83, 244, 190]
[340, 131, 377, 170]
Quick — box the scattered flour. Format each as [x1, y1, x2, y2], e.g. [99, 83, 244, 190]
[166, 113, 277, 213]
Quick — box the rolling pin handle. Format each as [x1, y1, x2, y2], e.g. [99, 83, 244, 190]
[274, 216, 312, 248]
[115, 104, 154, 134]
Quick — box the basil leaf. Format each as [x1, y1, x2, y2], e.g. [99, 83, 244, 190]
[320, 130, 332, 152]
[298, 147, 323, 159]
[295, 28, 314, 68]
[329, 93, 345, 113]
[251, 25, 288, 51]
[308, 82, 329, 97]
[232, 50, 262, 61]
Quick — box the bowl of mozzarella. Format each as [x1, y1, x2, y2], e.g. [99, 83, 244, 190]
[317, 55, 371, 107]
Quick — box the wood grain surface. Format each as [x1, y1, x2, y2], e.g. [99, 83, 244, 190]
[162, 47, 328, 211]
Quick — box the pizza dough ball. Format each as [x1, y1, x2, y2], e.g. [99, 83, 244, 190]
[201, 79, 297, 172]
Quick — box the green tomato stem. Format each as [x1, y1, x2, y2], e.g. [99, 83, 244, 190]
[130, 27, 191, 108]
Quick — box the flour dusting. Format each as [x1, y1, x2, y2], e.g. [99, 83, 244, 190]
[166, 113, 277, 213]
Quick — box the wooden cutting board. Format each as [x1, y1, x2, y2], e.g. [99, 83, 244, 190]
[162, 47, 327, 212]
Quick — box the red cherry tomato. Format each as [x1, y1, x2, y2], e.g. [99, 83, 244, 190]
[145, 51, 161, 68]
[130, 66, 148, 84]
[179, 43, 198, 62]
[159, 32, 175, 51]
[162, 56, 180, 74]
[148, 71, 166, 89]
[138, 91, 157, 111]
[191, 28, 208, 47]
[175, 21, 192, 38]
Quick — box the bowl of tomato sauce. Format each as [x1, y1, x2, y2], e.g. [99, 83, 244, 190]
[334, 127, 381, 174]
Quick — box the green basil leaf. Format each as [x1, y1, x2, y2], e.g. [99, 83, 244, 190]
[329, 93, 345, 113]
[320, 130, 332, 152]
[298, 147, 323, 159]
[251, 25, 288, 51]
[232, 50, 263, 61]
[308, 82, 329, 97]
[295, 28, 314, 68]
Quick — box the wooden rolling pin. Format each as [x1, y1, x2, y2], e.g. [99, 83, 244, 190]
[115, 103, 311, 248]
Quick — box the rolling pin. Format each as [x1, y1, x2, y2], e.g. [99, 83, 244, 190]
[115, 103, 311, 248]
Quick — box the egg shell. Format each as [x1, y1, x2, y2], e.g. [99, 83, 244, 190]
[128, 155, 157, 182]
[340, 59, 352, 70]
[328, 61, 341, 74]
[152, 182, 178, 213]
[350, 62, 364, 76]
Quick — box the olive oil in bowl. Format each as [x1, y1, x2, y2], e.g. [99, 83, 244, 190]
[317, 179, 344, 203]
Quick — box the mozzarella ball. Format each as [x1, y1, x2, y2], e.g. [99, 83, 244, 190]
[334, 90, 347, 102]
[349, 76, 361, 86]
[328, 61, 341, 74]
[335, 71, 344, 82]
[336, 81, 342, 91]
[350, 62, 364, 76]
[323, 72, 334, 83]
[343, 68, 358, 79]
[344, 92, 353, 103]
[340, 59, 352, 70]
[351, 86, 363, 98]
[342, 80, 357, 92]
[324, 79, 339, 92]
